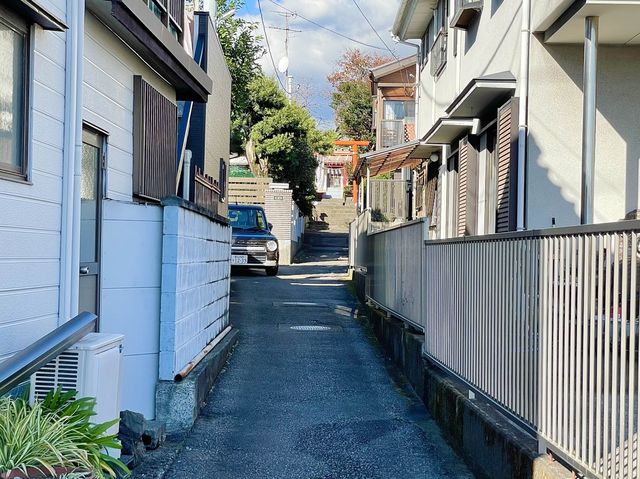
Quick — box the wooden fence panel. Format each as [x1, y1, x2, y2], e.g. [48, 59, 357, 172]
[228, 177, 272, 205]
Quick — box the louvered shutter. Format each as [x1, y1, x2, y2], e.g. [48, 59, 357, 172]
[496, 98, 519, 233]
[425, 162, 439, 218]
[457, 136, 478, 236]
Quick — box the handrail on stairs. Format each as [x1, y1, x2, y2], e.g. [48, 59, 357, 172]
[0, 312, 97, 396]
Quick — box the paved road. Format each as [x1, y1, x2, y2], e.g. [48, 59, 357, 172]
[164, 233, 474, 479]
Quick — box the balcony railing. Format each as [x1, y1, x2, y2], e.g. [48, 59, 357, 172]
[430, 30, 447, 77]
[356, 218, 640, 479]
[380, 120, 415, 148]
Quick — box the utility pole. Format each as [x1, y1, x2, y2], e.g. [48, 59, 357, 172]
[269, 11, 300, 102]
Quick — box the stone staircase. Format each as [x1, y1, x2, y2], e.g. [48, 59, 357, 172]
[308, 198, 357, 233]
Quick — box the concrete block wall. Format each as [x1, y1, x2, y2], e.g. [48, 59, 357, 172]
[159, 204, 231, 380]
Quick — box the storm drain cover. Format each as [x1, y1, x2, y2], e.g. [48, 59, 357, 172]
[290, 325, 333, 331]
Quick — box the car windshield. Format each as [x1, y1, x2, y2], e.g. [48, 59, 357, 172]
[229, 207, 268, 231]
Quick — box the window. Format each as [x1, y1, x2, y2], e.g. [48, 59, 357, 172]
[133, 76, 178, 201]
[141, 0, 184, 43]
[430, 0, 448, 77]
[421, 19, 434, 67]
[383, 101, 415, 121]
[0, 8, 29, 180]
[228, 207, 268, 231]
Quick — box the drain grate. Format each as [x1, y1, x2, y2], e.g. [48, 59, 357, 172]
[276, 301, 326, 307]
[290, 325, 333, 331]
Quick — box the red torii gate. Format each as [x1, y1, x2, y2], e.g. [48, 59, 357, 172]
[333, 139, 369, 204]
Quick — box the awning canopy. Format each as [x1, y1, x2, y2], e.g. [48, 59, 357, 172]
[6, 0, 66, 30]
[445, 72, 516, 117]
[356, 141, 441, 178]
[423, 118, 480, 145]
[539, 1, 640, 44]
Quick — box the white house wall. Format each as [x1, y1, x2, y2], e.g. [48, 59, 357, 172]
[99, 200, 163, 418]
[417, 1, 522, 138]
[526, 40, 640, 228]
[83, 12, 176, 202]
[0, 4, 67, 361]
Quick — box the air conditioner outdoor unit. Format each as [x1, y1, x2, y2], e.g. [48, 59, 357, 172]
[30, 333, 125, 453]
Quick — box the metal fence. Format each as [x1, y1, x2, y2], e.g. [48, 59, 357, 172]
[369, 179, 407, 223]
[538, 231, 639, 479]
[349, 210, 370, 270]
[367, 219, 425, 330]
[358, 220, 640, 479]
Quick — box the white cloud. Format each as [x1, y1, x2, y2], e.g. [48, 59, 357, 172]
[243, 0, 415, 130]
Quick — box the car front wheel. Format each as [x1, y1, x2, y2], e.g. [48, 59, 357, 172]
[266, 266, 279, 276]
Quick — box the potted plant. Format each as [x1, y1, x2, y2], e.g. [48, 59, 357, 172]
[0, 390, 129, 479]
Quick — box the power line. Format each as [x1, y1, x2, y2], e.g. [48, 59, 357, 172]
[257, 0, 287, 91]
[350, 0, 416, 97]
[349, 0, 399, 61]
[266, 0, 387, 51]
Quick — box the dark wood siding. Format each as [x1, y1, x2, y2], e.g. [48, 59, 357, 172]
[133, 76, 178, 202]
[496, 98, 519, 233]
[457, 136, 478, 236]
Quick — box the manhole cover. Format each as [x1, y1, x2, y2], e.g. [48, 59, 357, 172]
[290, 325, 333, 331]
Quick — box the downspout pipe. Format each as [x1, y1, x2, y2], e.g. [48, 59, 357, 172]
[60, 0, 84, 323]
[71, 0, 85, 319]
[516, 0, 530, 231]
[580, 17, 598, 225]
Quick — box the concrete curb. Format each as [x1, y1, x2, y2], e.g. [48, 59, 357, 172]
[155, 328, 239, 435]
[353, 273, 573, 479]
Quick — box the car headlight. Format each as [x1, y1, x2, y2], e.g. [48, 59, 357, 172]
[266, 240, 278, 252]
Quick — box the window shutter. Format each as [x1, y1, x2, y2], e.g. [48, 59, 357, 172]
[425, 162, 439, 218]
[457, 136, 478, 236]
[496, 98, 519, 233]
[133, 76, 178, 201]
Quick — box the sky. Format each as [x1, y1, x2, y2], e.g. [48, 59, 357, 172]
[237, 0, 414, 131]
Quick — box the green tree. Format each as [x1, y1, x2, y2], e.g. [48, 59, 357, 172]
[215, 0, 265, 151]
[331, 81, 375, 142]
[248, 77, 334, 214]
[328, 49, 390, 144]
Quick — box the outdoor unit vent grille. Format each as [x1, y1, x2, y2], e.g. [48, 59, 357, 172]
[32, 350, 80, 401]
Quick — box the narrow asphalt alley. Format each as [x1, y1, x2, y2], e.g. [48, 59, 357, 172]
[164, 232, 474, 479]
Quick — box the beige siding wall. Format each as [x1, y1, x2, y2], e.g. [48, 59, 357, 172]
[203, 20, 232, 217]
[83, 12, 176, 202]
[526, 40, 640, 228]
